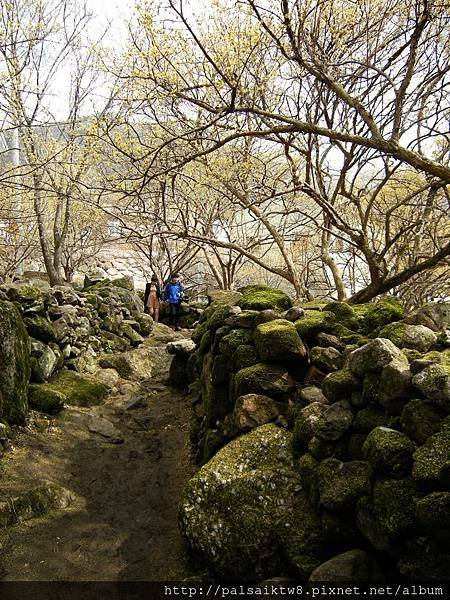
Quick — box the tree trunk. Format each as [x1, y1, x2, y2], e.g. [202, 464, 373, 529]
[33, 174, 65, 286]
[321, 229, 347, 301]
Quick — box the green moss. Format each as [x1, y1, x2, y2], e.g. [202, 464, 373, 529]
[299, 300, 328, 310]
[211, 354, 231, 386]
[206, 304, 234, 332]
[318, 458, 372, 512]
[192, 321, 209, 345]
[7, 285, 43, 304]
[353, 406, 398, 433]
[46, 370, 108, 407]
[28, 383, 65, 414]
[233, 363, 296, 400]
[373, 478, 418, 536]
[199, 330, 213, 354]
[324, 301, 359, 329]
[309, 346, 342, 372]
[238, 284, 292, 311]
[376, 322, 405, 346]
[0, 300, 31, 425]
[416, 492, 450, 544]
[322, 368, 360, 402]
[298, 453, 319, 506]
[362, 372, 380, 404]
[363, 427, 416, 477]
[295, 311, 336, 340]
[412, 428, 450, 485]
[331, 324, 367, 345]
[400, 399, 445, 444]
[254, 319, 306, 363]
[421, 349, 450, 366]
[111, 276, 134, 290]
[219, 328, 253, 356]
[233, 344, 259, 371]
[361, 297, 404, 334]
[23, 316, 56, 343]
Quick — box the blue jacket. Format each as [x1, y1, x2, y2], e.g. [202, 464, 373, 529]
[164, 281, 184, 304]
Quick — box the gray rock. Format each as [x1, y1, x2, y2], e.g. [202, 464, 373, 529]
[166, 339, 197, 356]
[315, 400, 354, 441]
[283, 306, 305, 322]
[316, 333, 346, 352]
[348, 338, 407, 377]
[403, 302, 450, 332]
[299, 386, 328, 405]
[309, 549, 383, 582]
[310, 346, 342, 372]
[87, 417, 124, 443]
[233, 394, 279, 430]
[378, 358, 412, 414]
[412, 364, 450, 411]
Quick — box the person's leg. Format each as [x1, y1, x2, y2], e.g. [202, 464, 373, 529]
[149, 307, 154, 319]
[154, 308, 159, 323]
[174, 302, 181, 330]
[170, 303, 177, 328]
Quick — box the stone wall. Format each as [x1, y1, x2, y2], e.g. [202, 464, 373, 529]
[176, 285, 450, 582]
[0, 274, 152, 424]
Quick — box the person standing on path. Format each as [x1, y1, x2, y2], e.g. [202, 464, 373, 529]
[164, 273, 184, 330]
[146, 274, 162, 322]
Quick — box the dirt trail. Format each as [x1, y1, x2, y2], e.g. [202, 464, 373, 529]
[0, 326, 199, 581]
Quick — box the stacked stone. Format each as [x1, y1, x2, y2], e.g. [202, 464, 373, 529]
[181, 285, 450, 581]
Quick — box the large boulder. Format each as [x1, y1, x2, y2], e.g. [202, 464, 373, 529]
[412, 427, 450, 486]
[377, 322, 437, 353]
[322, 369, 360, 403]
[318, 459, 372, 512]
[403, 302, 450, 332]
[23, 315, 56, 343]
[358, 297, 404, 333]
[315, 400, 354, 441]
[363, 427, 416, 478]
[28, 383, 65, 414]
[400, 399, 445, 444]
[179, 424, 324, 579]
[40, 370, 108, 407]
[295, 311, 336, 340]
[412, 364, 450, 411]
[348, 338, 407, 377]
[238, 285, 292, 311]
[254, 319, 307, 363]
[233, 363, 297, 400]
[310, 346, 342, 372]
[30, 339, 58, 382]
[0, 300, 31, 424]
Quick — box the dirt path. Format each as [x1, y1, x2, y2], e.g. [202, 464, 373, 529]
[0, 327, 199, 581]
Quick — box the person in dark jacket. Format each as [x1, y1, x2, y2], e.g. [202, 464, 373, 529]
[163, 273, 184, 330]
[144, 274, 162, 321]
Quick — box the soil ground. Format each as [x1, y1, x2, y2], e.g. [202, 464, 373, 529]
[0, 325, 200, 581]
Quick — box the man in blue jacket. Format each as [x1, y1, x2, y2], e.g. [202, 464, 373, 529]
[164, 273, 184, 330]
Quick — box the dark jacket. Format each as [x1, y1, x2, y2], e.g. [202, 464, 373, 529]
[144, 281, 162, 306]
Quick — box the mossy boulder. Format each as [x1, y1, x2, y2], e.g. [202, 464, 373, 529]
[295, 311, 335, 340]
[219, 328, 253, 357]
[179, 424, 322, 579]
[199, 330, 213, 354]
[377, 322, 437, 353]
[400, 399, 445, 444]
[360, 297, 405, 334]
[0, 485, 75, 527]
[318, 458, 372, 512]
[28, 383, 66, 414]
[353, 406, 398, 433]
[6, 284, 44, 306]
[232, 344, 259, 371]
[293, 403, 326, 451]
[322, 369, 360, 403]
[206, 304, 234, 332]
[416, 492, 450, 544]
[323, 301, 359, 329]
[238, 285, 292, 311]
[363, 427, 416, 478]
[310, 346, 342, 372]
[23, 315, 56, 343]
[331, 324, 367, 345]
[225, 310, 259, 328]
[192, 321, 209, 345]
[298, 453, 320, 506]
[254, 319, 307, 363]
[207, 290, 243, 305]
[372, 478, 419, 537]
[412, 363, 450, 411]
[45, 370, 108, 407]
[315, 400, 354, 441]
[233, 363, 296, 400]
[0, 300, 31, 424]
[412, 428, 450, 486]
[30, 339, 59, 383]
[111, 275, 134, 290]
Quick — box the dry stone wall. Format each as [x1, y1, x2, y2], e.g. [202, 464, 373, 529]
[177, 285, 450, 582]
